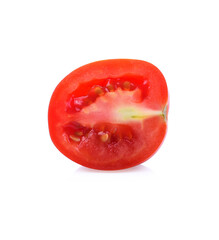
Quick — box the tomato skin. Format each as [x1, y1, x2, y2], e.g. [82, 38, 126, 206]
[48, 59, 168, 170]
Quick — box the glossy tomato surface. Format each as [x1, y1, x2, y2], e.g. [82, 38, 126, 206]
[48, 59, 169, 170]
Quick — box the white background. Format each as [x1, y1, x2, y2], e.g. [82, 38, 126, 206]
[0, 0, 219, 239]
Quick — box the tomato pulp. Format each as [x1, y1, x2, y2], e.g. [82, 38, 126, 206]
[48, 59, 169, 170]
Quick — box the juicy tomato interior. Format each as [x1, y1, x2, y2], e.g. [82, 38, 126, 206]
[48, 59, 168, 170]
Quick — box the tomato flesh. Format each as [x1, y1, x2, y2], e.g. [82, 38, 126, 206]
[48, 59, 168, 170]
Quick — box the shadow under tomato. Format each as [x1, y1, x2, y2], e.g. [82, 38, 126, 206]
[75, 164, 154, 175]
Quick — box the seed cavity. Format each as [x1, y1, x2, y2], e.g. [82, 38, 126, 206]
[66, 76, 149, 114]
[65, 121, 134, 144]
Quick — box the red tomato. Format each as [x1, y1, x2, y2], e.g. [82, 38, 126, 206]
[48, 59, 169, 170]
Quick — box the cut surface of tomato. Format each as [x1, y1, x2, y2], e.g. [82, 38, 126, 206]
[48, 59, 169, 170]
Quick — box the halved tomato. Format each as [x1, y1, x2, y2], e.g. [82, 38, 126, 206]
[48, 59, 168, 170]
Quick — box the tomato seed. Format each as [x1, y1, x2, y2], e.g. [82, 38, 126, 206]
[100, 133, 109, 142]
[123, 81, 131, 90]
[75, 131, 83, 136]
[94, 86, 104, 95]
[69, 135, 80, 142]
[106, 84, 114, 92]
